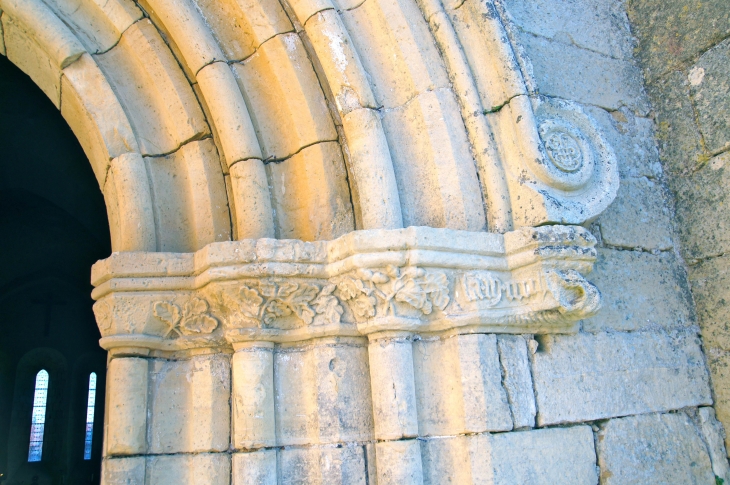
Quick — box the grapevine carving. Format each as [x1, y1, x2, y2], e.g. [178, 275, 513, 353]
[334, 266, 450, 320]
[220, 281, 344, 329]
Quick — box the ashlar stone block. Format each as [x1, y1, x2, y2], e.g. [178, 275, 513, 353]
[518, 32, 648, 113]
[596, 413, 715, 485]
[232, 450, 277, 485]
[496, 335, 536, 429]
[706, 347, 730, 455]
[101, 456, 146, 485]
[583, 248, 693, 333]
[531, 330, 712, 425]
[146, 453, 231, 485]
[147, 354, 231, 454]
[421, 425, 597, 485]
[278, 444, 368, 485]
[597, 177, 674, 251]
[413, 333, 512, 436]
[274, 338, 374, 445]
[690, 38, 730, 155]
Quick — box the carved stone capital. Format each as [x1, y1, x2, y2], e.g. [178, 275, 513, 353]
[92, 225, 600, 354]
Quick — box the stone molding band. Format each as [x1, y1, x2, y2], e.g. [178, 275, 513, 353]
[92, 225, 600, 354]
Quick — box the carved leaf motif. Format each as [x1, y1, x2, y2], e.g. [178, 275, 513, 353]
[312, 284, 344, 325]
[287, 284, 319, 324]
[153, 301, 182, 338]
[239, 286, 264, 318]
[180, 313, 218, 335]
[422, 272, 450, 310]
[351, 294, 376, 318]
[395, 278, 429, 313]
[154, 302, 181, 326]
[184, 297, 209, 318]
[337, 277, 362, 300]
[93, 300, 112, 332]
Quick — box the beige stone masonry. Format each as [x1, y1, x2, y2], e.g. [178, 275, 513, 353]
[105, 357, 148, 456]
[698, 407, 730, 482]
[596, 413, 715, 484]
[496, 335, 536, 428]
[382, 88, 488, 231]
[148, 354, 230, 453]
[95, 19, 210, 157]
[102, 456, 146, 485]
[42, 0, 143, 54]
[340, 107, 403, 230]
[531, 330, 712, 426]
[196, 61, 262, 166]
[231, 343, 276, 449]
[2, 15, 61, 107]
[0, 13, 5, 56]
[232, 32, 337, 160]
[232, 450, 277, 485]
[268, 141, 354, 241]
[192, 0, 293, 61]
[105, 153, 157, 252]
[229, 160, 276, 239]
[144, 139, 230, 252]
[142, 0, 226, 75]
[339, 0, 450, 109]
[145, 454, 231, 485]
[413, 334, 513, 436]
[61, 53, 139, 187]
[420, 425, 598, 484]
[0, 0, 84, 68]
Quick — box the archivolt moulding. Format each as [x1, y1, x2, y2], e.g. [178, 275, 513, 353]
[92, 225, 600, 354]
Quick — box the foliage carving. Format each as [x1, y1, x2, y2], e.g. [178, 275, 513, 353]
[153, 297, 218, 338]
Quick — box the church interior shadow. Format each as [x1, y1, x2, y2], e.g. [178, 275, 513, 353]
[0, 54, 111, 485]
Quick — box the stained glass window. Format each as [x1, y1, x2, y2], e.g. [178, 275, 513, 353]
[28, 369, 49, 462]
[83, 372, 97, 460]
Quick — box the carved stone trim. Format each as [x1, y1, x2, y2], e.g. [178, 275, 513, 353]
[92, 225, 601, 352]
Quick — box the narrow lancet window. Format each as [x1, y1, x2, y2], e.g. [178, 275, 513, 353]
[83, 372, 97, 460]
[28, 369, 49, 462]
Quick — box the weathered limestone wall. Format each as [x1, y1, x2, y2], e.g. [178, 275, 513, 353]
[626, 0, 730, 458]
[494, 0, 730, 482]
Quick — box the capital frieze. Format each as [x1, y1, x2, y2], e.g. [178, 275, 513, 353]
[92, 225, 600, 354]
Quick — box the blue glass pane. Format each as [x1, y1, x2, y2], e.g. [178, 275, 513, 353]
[83, 372, 97, 460]
[28, 370, 49, 462]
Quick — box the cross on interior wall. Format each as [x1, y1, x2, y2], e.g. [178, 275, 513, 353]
[32, 293, 66, 337]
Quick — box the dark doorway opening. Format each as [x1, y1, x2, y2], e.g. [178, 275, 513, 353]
[0, 54, 111, 484]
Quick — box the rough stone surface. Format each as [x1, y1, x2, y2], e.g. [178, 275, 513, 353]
[689, 253, 730, 352]
[690, 38, 730, 154]
[518, 32, 649, 112]
[583, 105, 663, 180]
[596, 413, 715, 485]
[672, 154, 730, 260]
[583, 248, 693, 333]
[597, 177, 674, 251]
[707, 348, 730, 453]
[698, 407, 730, 482]
[500, 0, 633, 59]
[627, 0, 730, 82]
[531, 330, 712, 425]
[646, 70, 706, 176]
